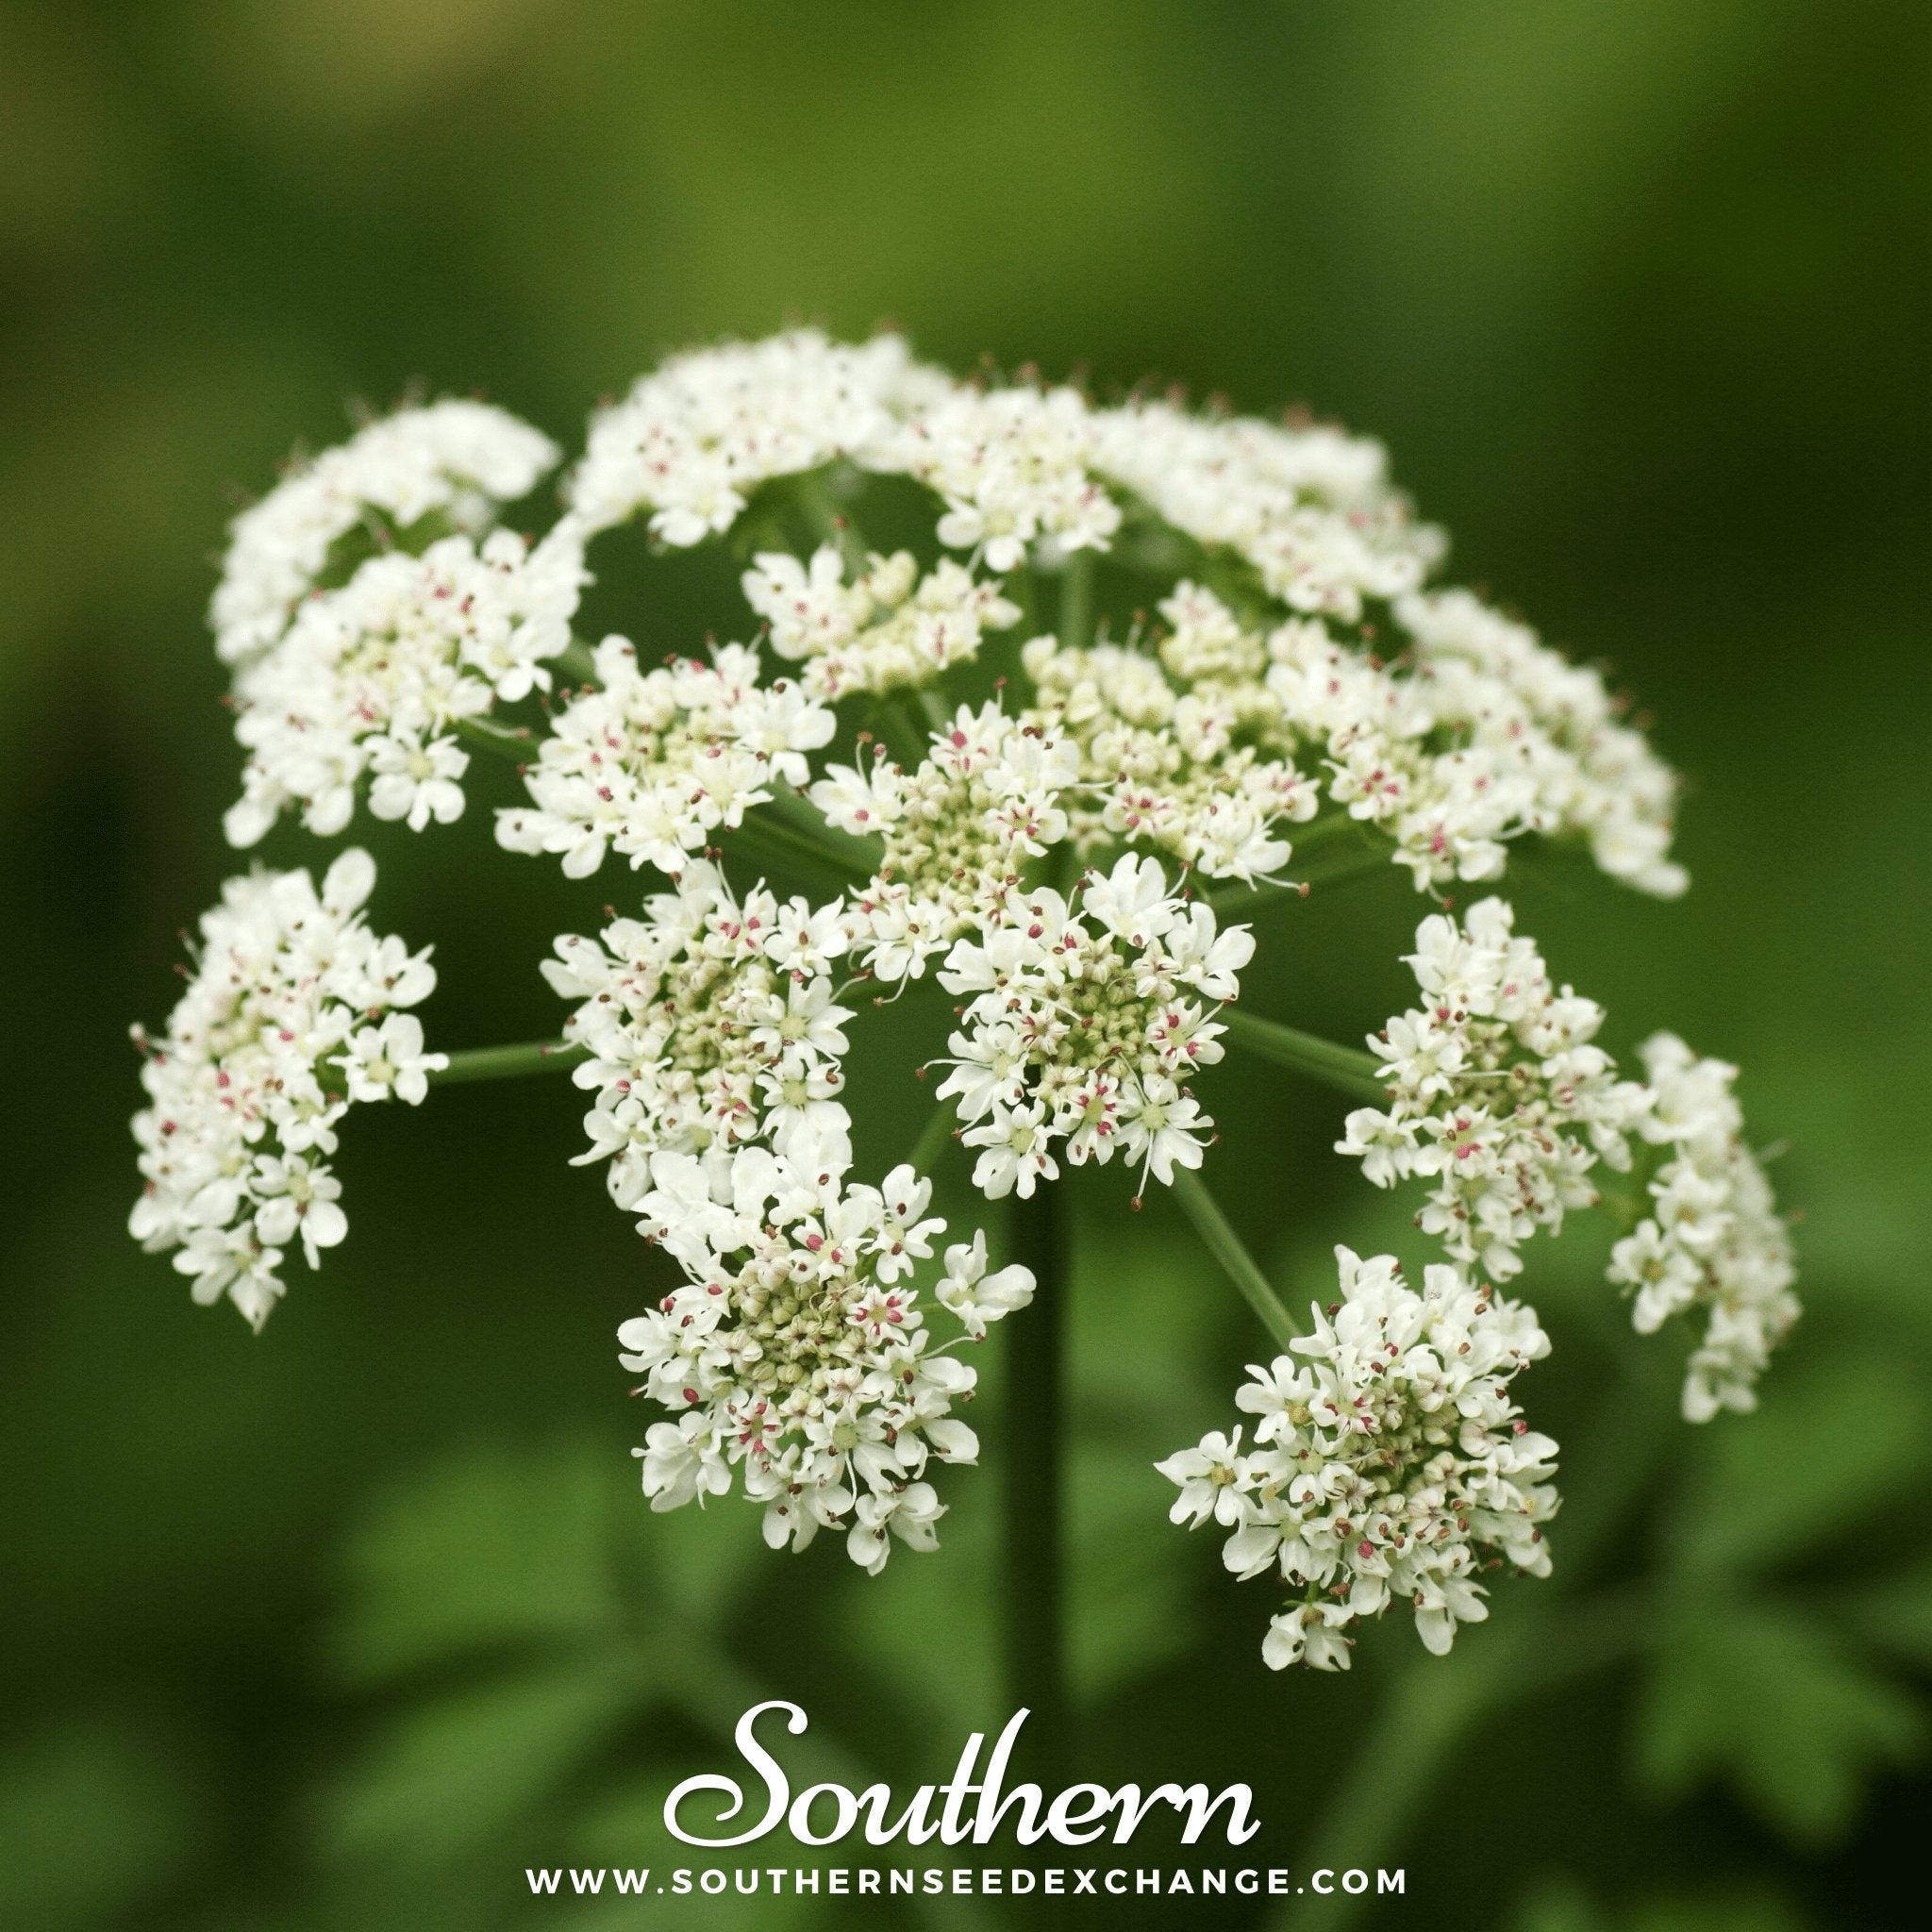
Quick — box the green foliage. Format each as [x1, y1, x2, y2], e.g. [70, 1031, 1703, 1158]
[1635, 1352, 1932, 1844]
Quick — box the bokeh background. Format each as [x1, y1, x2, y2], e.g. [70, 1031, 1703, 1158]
[4, 2, 1929, 1926]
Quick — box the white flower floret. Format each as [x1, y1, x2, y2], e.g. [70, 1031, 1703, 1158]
[127, 850, 441, 1327]
[864, 378, 1122, 570]
[933, 1230, 1036, 1341]
[1337, 898, 1651, 1279]
[742, 544, 1020, 700]
[934, 854, 1250, 1201]
[568, 330, 920, 542]
[617, 1155, 1031, 1569]
[497, 639, 835, 878]
[814, 702, 1081, 984]
[1024, 594, 1318, 885]
[1607, 1033, 1799, 1422]
[541, 862, 856, 1205]
[211, 398, 561, 669]
[224, 526, 586, 846]
[1160, 1246, 1557, 1670]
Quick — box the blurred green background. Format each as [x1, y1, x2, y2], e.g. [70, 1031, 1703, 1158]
[4, 1, 1929, 1925]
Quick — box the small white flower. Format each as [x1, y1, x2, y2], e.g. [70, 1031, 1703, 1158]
[934, 1230, 1036, 1340]
[336, 1013, 448, 1107]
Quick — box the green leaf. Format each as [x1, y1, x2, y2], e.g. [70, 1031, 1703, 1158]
[1638, 1594, 1921, 1845]
[330, 1439, 620, 1688]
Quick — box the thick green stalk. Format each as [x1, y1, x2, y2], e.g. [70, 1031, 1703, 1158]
[1220, 1008, 1387, 1104]
[1005, 1183, 1072, 1791]
[1170, 1170, 1302, 1353]
[430, 1040, 588, 1085]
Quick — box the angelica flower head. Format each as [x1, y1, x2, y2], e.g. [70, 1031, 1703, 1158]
[1159, 1246, 1557, 1669]
[138, 330, 1793, 1651]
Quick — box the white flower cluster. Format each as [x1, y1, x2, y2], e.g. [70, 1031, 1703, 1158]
[1259, 605, 1684, 896]
[741, 544, 1020, 700]
[568, 331, 924, 542]
[211, 399, 561, 669]
[540, 862, 855, 1202]
[1337, 899, 1651, 1280]
[869, 380, 1123, 570]
[1394, 590, 1686, 897]
[1158, 1247, 1557, 1670]
[1088, 397, 1441, 619]
[541, 862, 1039, 1567]
[811, 703, 1081, 984]
[1609, 1035, 1800, 1422]
[144, 333, 1787, 1637]
[225, 527, 586, 846]
[1339, 908, 1800, 1416]
[565, 332, 1443, 622]
[618, 1150, 1033, 1570]
[495, 639, 835, 877]
[935, 855, 1253, 1201]
[1022, 584, 1319, 884]
[128, 851, 443, 1329]
[479, 332, 1685, 909]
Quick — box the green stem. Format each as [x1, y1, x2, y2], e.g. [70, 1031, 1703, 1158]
[430, 1040, 589, 1085]
[555, 639, 599, 685]
[1220, 1008, 1387, 1104]
[794, 468, 870, 575]
[1005, 1182, 1072, 1791]
[1170, 1170, 1302, 1353]
[908, 1103, 957, 1179]
[453, 715, 536, 764]
[730, 807, 872, 889]
[1058, 547, 1095, 650]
